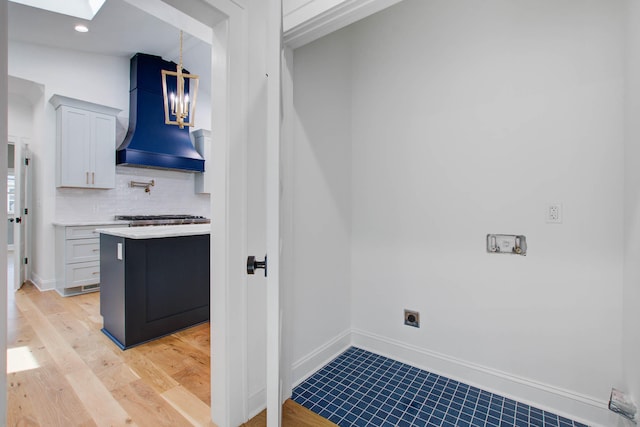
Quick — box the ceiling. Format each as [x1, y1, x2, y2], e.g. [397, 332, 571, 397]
[7, 0, 214, 93]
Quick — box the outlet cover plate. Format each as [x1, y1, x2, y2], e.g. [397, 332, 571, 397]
[404, 309, 420, 328]
[546, 203, 562, 224]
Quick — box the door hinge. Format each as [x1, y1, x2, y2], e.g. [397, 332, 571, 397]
[24, 257, 28, 265]
[24, 208, 28, 215]
[24, 158, 30, 166]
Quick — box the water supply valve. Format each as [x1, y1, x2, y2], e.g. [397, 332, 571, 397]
[486, 234, 527, 256]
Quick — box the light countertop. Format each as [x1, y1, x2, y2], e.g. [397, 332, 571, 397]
[96, 224, 210, 239]
[53, 220, 130, 227]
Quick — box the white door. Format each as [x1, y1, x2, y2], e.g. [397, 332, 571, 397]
[266, 1, 283, 425]
[16, 142, 30, 289]
[246, 1, 284, 425]
[7, 137, 30, 290]
[12, 141, 30, 290]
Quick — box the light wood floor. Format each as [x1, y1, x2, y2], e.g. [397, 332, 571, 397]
[7, 282, 335, 427]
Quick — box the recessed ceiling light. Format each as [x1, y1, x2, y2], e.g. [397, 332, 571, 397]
[74, 24, 89, 33]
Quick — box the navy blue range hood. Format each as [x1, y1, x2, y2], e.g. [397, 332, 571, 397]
[116, 53, 204, 173]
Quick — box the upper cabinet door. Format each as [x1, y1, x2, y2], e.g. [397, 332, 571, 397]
[91, 112, 117, 189]
[51, 95, 121, 189]
[58, 106, 93, 188]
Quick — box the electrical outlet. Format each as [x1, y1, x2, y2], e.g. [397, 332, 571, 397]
[404, 309, 420, 328]
[546, 203, 562, 224]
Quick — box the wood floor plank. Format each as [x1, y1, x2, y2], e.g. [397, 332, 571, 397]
[47, 311, 123, 376]
[119, 347, 181, 394]
[57, 292, 103, 329]
[23, 287, 67, 316]
[173, 323, 210, 354]
[241, 400, 338, 427]
[13, 288, 134, 427]
[94, 361, 141, 392]
[7, 371, 43, 427]
[161, 385, 216, 427]
[7, 283, 335, 427]
[14, 293, 91, 375]
[13, 363, 97, 427]
[65, 368, 137, 427]
[137, 336, 209, 377]
[112, 379, 192, 427]
[170, 364, 211, 404]
[7, 311, 32, 347]
[282, 400, 338, 426]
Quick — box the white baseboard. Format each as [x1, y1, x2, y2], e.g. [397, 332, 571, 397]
[291, 329, 352, 387]
[288, 328, 630, 427]
[351, 328, 627, 427]
[248, 329, 351, 420]
[247, 387, 266, 420]
[30, 271, 55, 291]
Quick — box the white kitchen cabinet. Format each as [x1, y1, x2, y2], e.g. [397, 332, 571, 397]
[54, 223, 128, 296]
[50, 95, 121, 189]
[193, 129, 211, 194]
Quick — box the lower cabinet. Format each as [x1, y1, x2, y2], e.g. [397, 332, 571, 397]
[100, 233, 210, 349]
[54, 224, 127, 296]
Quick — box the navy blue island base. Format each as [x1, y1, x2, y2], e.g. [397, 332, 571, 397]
[99, 232, 210, 350]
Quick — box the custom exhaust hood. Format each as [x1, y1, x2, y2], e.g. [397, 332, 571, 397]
[116, 53, 204, 173]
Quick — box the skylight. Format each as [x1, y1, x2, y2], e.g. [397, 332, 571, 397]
[9, 0, 106, 20]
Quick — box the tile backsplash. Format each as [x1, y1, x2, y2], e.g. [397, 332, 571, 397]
[55, 166, 210, 222]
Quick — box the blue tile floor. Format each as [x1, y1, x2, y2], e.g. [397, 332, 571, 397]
[292, 347, 589, 427]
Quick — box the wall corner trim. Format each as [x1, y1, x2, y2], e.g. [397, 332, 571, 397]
[283, 0, 404, 49]
[291, 329, 352, 388]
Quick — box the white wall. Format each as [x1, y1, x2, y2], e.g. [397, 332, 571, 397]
[8, 93, 33, 139]
[351, 0, 624, 398]
[290, 26, 353, 379]
[8, 41, 211, 290]
[624, 0, 640, 411]
[291, 0, 627, 424]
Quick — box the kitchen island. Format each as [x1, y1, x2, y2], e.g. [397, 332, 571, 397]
[98, 224, 210, 349]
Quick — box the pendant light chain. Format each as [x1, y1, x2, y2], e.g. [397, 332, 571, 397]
[179, 30, 183, 68]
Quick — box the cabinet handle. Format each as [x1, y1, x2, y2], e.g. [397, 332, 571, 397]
[86, 172, 89, 184]
[92, 172, 95, 184]
[92, 249, 100, 252]
[92, 272, 99, 275]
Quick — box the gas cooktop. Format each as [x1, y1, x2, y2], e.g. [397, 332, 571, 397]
[115, 215, 210, 226]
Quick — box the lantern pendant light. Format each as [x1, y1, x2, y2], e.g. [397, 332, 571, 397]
[161, 30, 199, 129]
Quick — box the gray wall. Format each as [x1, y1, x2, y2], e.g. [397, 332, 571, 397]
[624, 0, 640, 413]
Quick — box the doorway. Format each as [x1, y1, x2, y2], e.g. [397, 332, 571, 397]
[6, 138, 30, 292]
[7, 142, 14, 286]
[3, 1, 253, 425]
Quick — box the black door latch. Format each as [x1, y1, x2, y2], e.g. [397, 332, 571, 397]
[247, 255, 267, 277]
